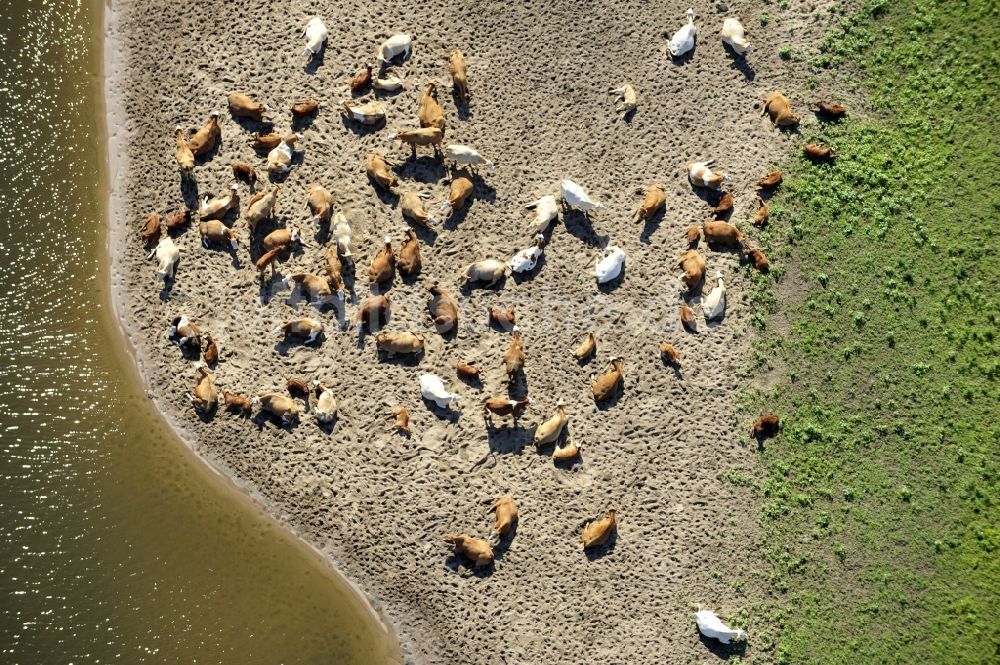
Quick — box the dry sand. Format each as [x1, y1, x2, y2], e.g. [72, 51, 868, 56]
[107, 1, 856, 662]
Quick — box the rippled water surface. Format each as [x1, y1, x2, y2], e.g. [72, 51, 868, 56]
[0, 2, 394, 662]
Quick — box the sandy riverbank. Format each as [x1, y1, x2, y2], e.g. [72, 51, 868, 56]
[108, 1, 853, 661]
[102, 1, 404, 660]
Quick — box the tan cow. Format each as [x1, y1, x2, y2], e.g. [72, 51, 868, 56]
[228, 92, 270, 122]
[490, 495, 518, 538]
[417, 82, 445, 132]
[449, 49, 470, 102]
[582, 509, 617, 549]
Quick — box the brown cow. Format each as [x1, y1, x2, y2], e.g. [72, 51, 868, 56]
[188, 112, 221, 156]
[174, 127, 195, 174]
[400, 191, 439, 228]
[449, 49, 471, 102]
[702, 220, 745, 247]
[426, 283, 458, 332]
[483, 397, 531, 423]
[753, 196, 769, 227]
[744, 247, 770, 272]
[387, 127, 443, 155]
[804, 143, 835, 161]
[591, 357, 624, 402]
[756, 170, 782, 189]
[390, 405, 411, 433]
[552, 440, 582, 462]
[441, 173, 474, 217]
[139, 212, 161, 244]
[685, 224, 701, 248]
[324, 247, 345, 298]
[811, 101, 847, 119]
[397, 228, 421, 277]
[711, 191, 734, 217]
[752, 414, 780, 438]
[199, 185, 239, 221]
[231, 161, 257, 186]
[680, 304, 697, 332]
[199, 219, 237, 250]
[284, 272, 336, 304]
[249, 131, 282, 152]
[634, 183, 666, 222]
[286, 378, 310, 397]
[253, 392, 302, 423]
[164, 207, 192, 233]
[202, 333, 219, 366]
[534, 402, 568, 446]
[368, 237, 395, 285]
[376, 332, 424, 356]
[190, 365, 217, 413]
[255, 245, 287, 276]
[488, 305, 516, 329]
[307, 184, 334, 226]
[355, 295, 391, 333]
[221, 390, 251, 414]
[262, 227, 300, 252]
[762, 92, 799, 127]
[274, 318, 323, 344]
[349, 65, 373, 93]
[659, 342, 681, 367]
[291, 99, 319, 119]
[573, 331, 596, 361]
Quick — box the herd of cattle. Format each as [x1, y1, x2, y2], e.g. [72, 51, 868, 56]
[136, 10, 843, 646]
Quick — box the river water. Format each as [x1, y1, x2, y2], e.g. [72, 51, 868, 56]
[0, 2, 395, 662]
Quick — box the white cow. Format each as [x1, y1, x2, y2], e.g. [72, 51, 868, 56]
[150, 236, 179, 282]
[465, 259, 508, 287]
[595, 246, 626, 284]
[266, 135, 302, 174]
[560, 179, 605, 213]
[333, 212, 354, 259]
[377, 34, 413, 65]
[721, 18, 753, 54]
[694, 610, 747, 644]
[701, 272, 726, 320]
[419, 374, 461, 410]
[312, 381, 338, 423]
[509, 235, 544, 274]
[373, 74, 404, 91]
[667, 9, 697, 57]
[525, 194, 559, 235]
[444, 144, 495, 174]
[341, 100, 386, 125]
[302, 17, 328, 59]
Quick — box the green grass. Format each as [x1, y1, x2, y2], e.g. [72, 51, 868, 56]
[744, 1, 1000, 662]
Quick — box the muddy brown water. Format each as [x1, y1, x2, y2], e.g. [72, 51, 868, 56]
[0, 1, 396, 662]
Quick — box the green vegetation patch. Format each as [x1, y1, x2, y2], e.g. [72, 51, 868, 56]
[744, 1, 1000, 662]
